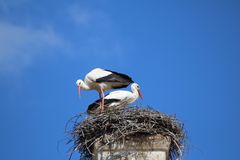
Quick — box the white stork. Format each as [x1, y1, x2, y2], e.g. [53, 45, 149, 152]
[76, 68, 133, 112]
[87, 83, 143, 115]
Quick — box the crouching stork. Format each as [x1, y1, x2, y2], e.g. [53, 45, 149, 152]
[87, 83, 143, 115]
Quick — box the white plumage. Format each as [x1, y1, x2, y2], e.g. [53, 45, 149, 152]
[87, 83, 143, 115]
[76, 68, 133, 112]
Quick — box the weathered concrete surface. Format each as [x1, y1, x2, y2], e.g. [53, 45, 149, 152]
[93, 134, 170, 160]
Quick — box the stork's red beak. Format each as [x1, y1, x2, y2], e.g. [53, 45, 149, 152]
[77, 86, 81, 97]
[137, 89, 143, 100]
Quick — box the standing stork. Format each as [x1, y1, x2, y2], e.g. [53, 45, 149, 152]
[76, 68, 133, 112]
[87, 83, 143, 115]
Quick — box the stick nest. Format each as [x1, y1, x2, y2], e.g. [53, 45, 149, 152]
[67, 106, 186, 160]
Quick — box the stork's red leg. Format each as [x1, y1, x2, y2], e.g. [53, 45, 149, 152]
[100, 88, 104, 113]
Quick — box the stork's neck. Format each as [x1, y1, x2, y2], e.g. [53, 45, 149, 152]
[81, 81, 91, 90]
[131, 87, 139, 101]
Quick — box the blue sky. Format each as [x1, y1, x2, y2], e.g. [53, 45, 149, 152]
[0, 0, 240, 160]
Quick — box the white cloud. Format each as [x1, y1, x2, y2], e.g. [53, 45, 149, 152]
[69, 7, 92, 27]
[67, 4, 127, 59]
[0, 22, 63, 75]
[0, 3, 131, 76]
[68, 5, 110, 29]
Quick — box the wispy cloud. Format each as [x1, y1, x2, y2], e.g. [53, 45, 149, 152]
[68, 5, 109, 29]
[0, 2, 131, 76]
[0, 22, 63, 75]
[69, 7, 92, 27]
[67, 4, 127, 59]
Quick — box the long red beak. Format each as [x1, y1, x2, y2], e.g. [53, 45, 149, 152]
[138, 89, 143, 100]
[77, 86, 81, 97]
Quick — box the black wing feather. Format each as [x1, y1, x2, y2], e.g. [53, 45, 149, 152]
[96, 69, 134, 83]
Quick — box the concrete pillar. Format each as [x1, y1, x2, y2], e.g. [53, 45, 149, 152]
[93, 134, 170, 160]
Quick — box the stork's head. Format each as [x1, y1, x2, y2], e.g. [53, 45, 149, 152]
[76, 79, 84, 96]
[131, 83, 143, 100]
